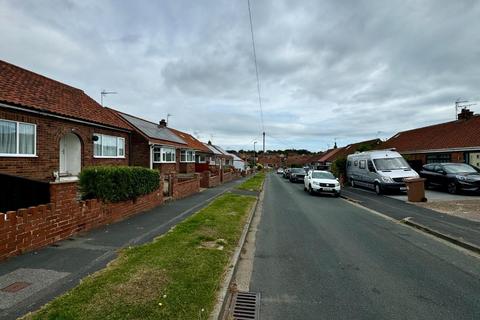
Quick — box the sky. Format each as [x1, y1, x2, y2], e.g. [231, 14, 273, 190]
[1, 0, 479, 152]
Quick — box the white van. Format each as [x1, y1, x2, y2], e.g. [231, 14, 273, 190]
[346, 150, 419, 195]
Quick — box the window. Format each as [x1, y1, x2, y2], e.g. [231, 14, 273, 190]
[153, 146, 176, 163]
[359, 160, 366, 169]
[180, 150, 195, 163]
[93, 134, 125, 158]
[426, 153, 451, 164]
[354, 160, 358, 167]
[0, 119, 36, 156]
[196, 155, 206, 163]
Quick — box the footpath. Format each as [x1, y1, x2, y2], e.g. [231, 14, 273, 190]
[0, 178, 245, 320]
[342, 187, 480, 254]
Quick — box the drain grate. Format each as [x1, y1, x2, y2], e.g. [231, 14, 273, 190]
[231, 291, 260, 320]
[1, 281, 32, 293]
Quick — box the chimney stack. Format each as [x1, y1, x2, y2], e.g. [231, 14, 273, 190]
[458, 108, 474, 120]
[158, 119, 167, 127]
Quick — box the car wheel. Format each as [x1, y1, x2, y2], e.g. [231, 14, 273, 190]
[334, 192, 340, 198]
[309, 185, 314, 195]
[374, 183, 382, 195]
[304, 185, 307, 191]
[447, 182, 458, 194]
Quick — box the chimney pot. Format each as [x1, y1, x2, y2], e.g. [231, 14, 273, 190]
[159, 119, 167, 127]
[458, 108, 474, 120]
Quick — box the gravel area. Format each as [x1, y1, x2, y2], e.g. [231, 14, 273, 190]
[415, 200, 480, 222]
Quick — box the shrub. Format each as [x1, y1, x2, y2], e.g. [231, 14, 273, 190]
[79, 166, 160, 202]
[331, 157, 347, 178]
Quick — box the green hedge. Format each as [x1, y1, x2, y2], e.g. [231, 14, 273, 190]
[79, 166, 160, 203]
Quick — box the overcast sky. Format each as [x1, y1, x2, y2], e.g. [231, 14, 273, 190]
[1, 0, 479, 151]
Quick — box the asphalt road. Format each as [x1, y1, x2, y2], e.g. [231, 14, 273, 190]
[250, 173, 480, 320]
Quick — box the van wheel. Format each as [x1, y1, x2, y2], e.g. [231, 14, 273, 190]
[374, 183, 382, 195]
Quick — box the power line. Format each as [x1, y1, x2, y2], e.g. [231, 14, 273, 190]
[247, 0, 265, 152]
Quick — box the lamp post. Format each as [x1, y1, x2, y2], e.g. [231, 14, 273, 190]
[253, 141, 258, 169]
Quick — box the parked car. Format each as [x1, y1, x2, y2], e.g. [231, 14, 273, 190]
[283, 168, 291, 179]
[304, 170, 341, 197]
[346, 149, 419, 195]
[277, 167, 284, 174]
[419, 163, 480, 194]
[289, 168, 306, 183]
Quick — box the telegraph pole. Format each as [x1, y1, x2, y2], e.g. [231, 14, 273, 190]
[262, 131, 265, 153]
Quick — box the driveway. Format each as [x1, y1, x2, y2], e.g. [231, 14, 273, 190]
[387, 189, 478, 202]
[250, 173, 480, 319]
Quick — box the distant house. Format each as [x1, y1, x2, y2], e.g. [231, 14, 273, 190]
[310, 139, 381, 170]
[228, 152, 246, 171]
[0, 60, 131, 182]
[111, 111, 187, 175]
[381, 108, 480, 171]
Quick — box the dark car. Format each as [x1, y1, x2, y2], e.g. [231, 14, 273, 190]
[289, 168, 306, 183]
[283, 168, 291, 179]
[419, 163, 480, 194]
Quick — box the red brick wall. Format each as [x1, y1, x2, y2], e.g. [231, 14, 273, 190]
[173, 174, 200, 199]
[179, 162, 195, 173]
[200, 171, 220, 188]
[0, 108, 129, 181]
[0, 181, 163, 261]
[130, 132, 149, 167]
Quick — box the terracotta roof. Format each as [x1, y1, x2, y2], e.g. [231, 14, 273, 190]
[381, 116, 480, 152]
[317, 148, 345, 162]
[168, 128, 212, 153]
[0, 60, 130, 130]
[334, 138, 382, 159]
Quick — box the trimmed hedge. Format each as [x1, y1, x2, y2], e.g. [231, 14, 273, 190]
[79, 166, 160, 202]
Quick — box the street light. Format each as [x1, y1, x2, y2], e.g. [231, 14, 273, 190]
[253, 141, 258, 169]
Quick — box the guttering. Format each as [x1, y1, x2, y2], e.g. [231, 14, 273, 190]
[400, 146, 480, 154]
[0, 102, 130, 133]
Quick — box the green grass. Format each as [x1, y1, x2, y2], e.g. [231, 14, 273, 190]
[236, 172, 266, 192]
[24, 193, 256, 320]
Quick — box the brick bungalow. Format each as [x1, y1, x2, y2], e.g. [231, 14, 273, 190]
[0, 60, 131, 182]
[168, 128, 214, 174]
[111, 110, 188, 175]
[381, 108, 480, 171]
[203, 141, 225, 173]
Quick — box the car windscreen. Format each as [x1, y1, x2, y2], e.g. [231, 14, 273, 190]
[312, 172, 335, 179]
[444, 164, 478, 174]
[290, 168, 305, 174]
[373, 157, 410, 171]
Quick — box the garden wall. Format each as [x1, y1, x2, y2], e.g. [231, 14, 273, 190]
[0, 181, 163, 261]
[200, 171, 220, 188]
[173, 174, 201, 199]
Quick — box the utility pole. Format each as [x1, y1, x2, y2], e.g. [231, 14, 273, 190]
[100, 90, 117, 107]
[253, 141, 257, 169]
[263, 131, 265, 153]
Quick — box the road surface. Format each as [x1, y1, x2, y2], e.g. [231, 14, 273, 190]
[250, 173, 480, 319]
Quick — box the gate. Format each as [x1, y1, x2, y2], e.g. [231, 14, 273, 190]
[0, 173, 50, 212]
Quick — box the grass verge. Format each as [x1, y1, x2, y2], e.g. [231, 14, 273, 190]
[23, 193, 256, 320]
[236, 172, 266, 192]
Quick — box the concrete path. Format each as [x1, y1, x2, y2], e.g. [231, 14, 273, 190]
[0, 178, 245, 320]
[250, 173, 480, 319]
[387, 189, 479, 202]
[342, 186, 480, 249]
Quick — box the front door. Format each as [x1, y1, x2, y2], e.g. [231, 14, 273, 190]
[59, 133, 81, 176]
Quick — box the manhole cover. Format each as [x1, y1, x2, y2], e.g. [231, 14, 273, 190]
[230, 291, 260, 320]
[1, 281, 32, 293]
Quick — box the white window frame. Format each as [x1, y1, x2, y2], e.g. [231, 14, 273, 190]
[0, 119, 37, 157]
[196, 154, 206, 163]
[93, 133, 125, 159]
[153, 146, 176, 163]
[180, 149, 196, 163]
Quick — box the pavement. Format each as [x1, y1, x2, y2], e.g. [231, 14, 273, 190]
[0, 177, 245, 320]
[387, 189, 479, 202]
[250, 173, 480, 319]
[341, 186, 480, 250]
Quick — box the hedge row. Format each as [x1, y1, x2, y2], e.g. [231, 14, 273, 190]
[79, 166, 160, 202]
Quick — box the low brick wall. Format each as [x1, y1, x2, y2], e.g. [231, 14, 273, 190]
[200, 171, 221, 188]
[173, 174, 201, 199]
[0, 181, 163, 261]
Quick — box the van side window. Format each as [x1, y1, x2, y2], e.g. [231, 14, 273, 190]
[354, 160, 358, 167]
[347, 160, 351, 167]
[359, 160, 366, 169]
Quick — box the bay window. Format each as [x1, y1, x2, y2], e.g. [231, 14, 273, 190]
[153, 146, 176, 163]
[180, 150, 195, 163]
[0, 119, 36, 156]
[196, 154, 206, 163]
[93, 134, 125, 158]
